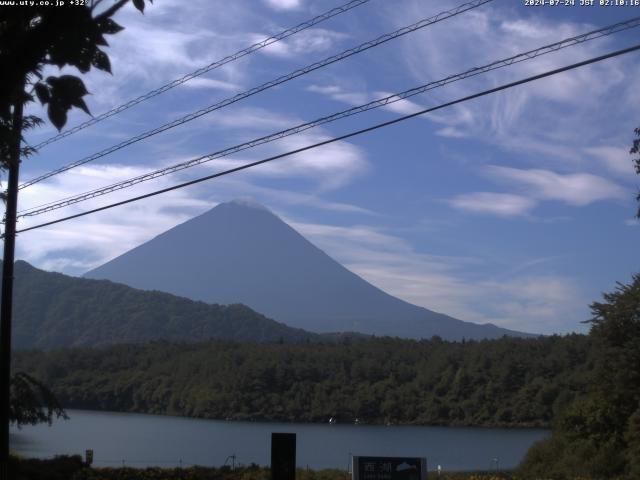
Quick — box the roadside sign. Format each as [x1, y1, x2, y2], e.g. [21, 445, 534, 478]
[352, 456, 427, 480]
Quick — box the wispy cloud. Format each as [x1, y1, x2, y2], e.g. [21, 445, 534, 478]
[263, 0, 302, 11]
[448, 192, 536, 217]
[196, 107, 371, 189]
[17, 165, 214, 274]
[307, 84, 370, 106]
[584, 146, 636, 178]
[204, 132, 369, 190]
[251, 28, 348, 58]
[486, 165, 627, 206]
[292, 219, 588, 334]
[204, 106, 296, 131]
[373, 91, 424, 115]
[389, 0, 636, 175]
[180, 77, 242, 92]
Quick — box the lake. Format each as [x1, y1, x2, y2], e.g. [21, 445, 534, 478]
[10, 409, 549, 471]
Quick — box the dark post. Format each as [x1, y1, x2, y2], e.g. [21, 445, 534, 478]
[0, 81, 24, 480]
[271, 432, 296, 480]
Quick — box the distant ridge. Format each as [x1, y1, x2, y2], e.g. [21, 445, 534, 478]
[4, 260, 319, 350]
[85, 200, 532, 340]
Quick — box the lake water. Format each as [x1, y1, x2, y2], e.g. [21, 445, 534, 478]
[10, 409, 549, 471]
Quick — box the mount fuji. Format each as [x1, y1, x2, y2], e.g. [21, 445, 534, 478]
[85, 200, 530, 340]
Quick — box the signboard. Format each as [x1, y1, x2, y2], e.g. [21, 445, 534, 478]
[353, 456, 427, 480]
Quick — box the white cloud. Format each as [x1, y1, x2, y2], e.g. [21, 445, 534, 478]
[206, 131, 369, 190]
[435, 126, 468, 138]
[252, 28, 348, 58]
[307, 84, 369, 106]
[205, 106, 296, 131]
[198, 108, 371, 190]
[263, 0, 302, 10]
[486, 165, 627, 206]
[449, 192, 536, 217]
[373, 91, 424, 115]
[225, 181, 375, 215]
[180, 77, 241, 92]
[584, 146, 636, 178]
[16, 164, 213, 274]
[25, 0, 255, 117]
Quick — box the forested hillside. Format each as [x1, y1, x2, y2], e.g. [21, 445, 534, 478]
[14, 334, 592, 427]
[5, 260, 318, 348]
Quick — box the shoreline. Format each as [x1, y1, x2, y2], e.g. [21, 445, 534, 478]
[47, 407, 553, 431]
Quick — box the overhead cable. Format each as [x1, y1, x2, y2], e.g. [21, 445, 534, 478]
[20, 0, 494, 190]
[17, 16, 640, 218]
[31, 0, 372, 150]
[13, 42, 640, 236]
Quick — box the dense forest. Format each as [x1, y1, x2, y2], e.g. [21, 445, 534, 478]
[14, 334, 592, 428]
[4, 260, 320, 348]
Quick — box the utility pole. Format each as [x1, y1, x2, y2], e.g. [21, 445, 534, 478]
[0, 79, 24, 480]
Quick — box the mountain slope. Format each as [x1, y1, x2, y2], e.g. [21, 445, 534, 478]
[86, 200, 530, 340]
[5, 260, 318, 349]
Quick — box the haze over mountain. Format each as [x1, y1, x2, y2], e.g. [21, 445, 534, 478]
[5, 260, 318, 349]
[86, 200, 529, 340]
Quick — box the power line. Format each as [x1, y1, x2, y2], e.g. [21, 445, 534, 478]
[17, 16, 640, 218]
[13, 42, 640, 236]
[31, 0, 372, 150]
[19, 0, 494, 190]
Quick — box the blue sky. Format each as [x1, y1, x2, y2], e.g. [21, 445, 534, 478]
[10, 0, 640, 335]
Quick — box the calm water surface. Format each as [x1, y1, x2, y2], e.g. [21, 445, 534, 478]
[11, 409, 549, 471]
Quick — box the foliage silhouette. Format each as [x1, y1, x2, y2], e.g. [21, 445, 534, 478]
[519, 274, 640, 478]
[1, 0, 152, 432]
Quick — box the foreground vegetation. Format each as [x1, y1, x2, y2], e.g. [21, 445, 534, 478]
[1, 455, 531, 480]
[9, 455, 637, 479]
[14, 333, 592, 428]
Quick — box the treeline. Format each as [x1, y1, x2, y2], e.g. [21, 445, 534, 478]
[14, 334, 592, 428]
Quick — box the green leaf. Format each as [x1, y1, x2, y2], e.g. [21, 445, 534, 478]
[34, 83, 50, 105]
[92, 50, 111, 74]
[132, 0, 145, 12]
